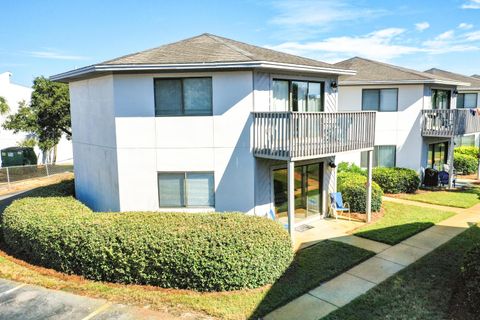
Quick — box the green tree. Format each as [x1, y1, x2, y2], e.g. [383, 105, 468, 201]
[17, 137, 37, 148]
[0, 96, 10, 114]
[3, 76, 71, 163]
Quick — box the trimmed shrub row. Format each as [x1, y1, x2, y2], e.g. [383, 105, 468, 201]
[372, 167, 420, 194]
[455, 146, 480, 158]
[454, 153, 478, 175]
[337, 172, 383, 213]
[2, 181, 293, 292]
[462, 244, 480, 314]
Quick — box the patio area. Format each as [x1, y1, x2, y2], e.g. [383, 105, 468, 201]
[294, 218, 364, 251]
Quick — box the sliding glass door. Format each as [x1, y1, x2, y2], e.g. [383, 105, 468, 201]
[273, 163, 323, 226]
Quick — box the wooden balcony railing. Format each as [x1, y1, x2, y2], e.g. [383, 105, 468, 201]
[252, 111, 376, 160]
[421, 109, 480, 137]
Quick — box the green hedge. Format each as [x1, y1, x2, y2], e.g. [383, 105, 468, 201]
[455, 146, 479, 158]
[462, 244, 480, 314]
[372, 167, 420, 194]
[2, 181, 293, 292]
[337, 172, 383, 213]
[337, 162, 366, 176]
[454, 153, 478, 175]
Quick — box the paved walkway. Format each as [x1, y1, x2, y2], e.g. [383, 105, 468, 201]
[265, 199, 480, 320]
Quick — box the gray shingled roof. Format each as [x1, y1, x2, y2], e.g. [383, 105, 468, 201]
[425, 68, 480, 90]
[51, 33, 354, 82]
[102, 33, 337, 68]
[472, 74, 480, 79]
[335, 57, 469, 86]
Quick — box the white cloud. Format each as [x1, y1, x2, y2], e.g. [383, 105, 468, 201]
[436, 30, 455, 40]
[415, 22, 430, 31]
[459, 23, 474, 30]
[462, 0, 480, 9]
[269, 0, 387, 36]
[25, 49, 88, 60]
[266, 27, 480, 63]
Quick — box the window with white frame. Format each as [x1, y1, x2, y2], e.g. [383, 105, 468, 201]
[362, 89, 398, 112]
[158, 172, 214, 207]
[361, 145, 397, 168]
[457, 93, 478, 109]
[154, 78, 212, 116]
[272, 79, 324, 112]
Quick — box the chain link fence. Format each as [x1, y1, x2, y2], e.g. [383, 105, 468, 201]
[0, 162, 74, 189]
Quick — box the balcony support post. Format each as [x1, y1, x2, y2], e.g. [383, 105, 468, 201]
[366, 149, 373, 223]
[448, 137, 455, 189]
[287, 160, 295, 243]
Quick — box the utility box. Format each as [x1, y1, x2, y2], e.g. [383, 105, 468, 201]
[1, 147, 38, 167]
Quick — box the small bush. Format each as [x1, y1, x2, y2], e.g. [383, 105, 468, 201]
[455, 146, 479, 158]
[337, 172, 383, 213]
[462, 244, 480, 314]
[454, 153, 478, 175]
[2, 181, 293, 292]
[337, 162, 366, 176]
[372, 167, 420, 194]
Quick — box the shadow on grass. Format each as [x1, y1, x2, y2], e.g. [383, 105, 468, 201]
[249, 240, 374, 319]
[355, 222, 434, 245]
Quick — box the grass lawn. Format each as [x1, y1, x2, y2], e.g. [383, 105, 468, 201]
[323, 224, 480, 320]
[398, 187, 480, 208]
[354, 201, 456, 245]
[0, 240, 374, 320]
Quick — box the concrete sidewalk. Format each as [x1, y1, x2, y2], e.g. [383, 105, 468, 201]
[0, 278, 202, 320]
[265, 199, 480, 320]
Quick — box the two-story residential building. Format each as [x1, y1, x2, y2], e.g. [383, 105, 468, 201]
[335, 57, 479, 187]
[0, 72, 73, 164]
[51, 34, 376, 238]
[424, 68, 480, 147]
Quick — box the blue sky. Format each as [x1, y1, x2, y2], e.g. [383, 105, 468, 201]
[2, 0, 480, 86]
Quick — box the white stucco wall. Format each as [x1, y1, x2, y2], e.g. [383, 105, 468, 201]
[69, 75, 120, 211]
[337, 83, 458, 171]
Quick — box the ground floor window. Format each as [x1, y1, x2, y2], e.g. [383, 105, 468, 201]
[158, 172, 214, 207]
[427, 142, 448, 169]
[360, 145, 396, 168]
[455, 135, 476, 147]
[273, 162, 323, 225]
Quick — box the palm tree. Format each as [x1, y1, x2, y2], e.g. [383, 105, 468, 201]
[0, 96, 9, 115]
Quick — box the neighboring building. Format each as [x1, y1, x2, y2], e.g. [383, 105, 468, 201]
[51, 34, 376, 236]
[424, 68, 480, 147]
[0, 72, 73, 165]
[334, 57, 478, 185]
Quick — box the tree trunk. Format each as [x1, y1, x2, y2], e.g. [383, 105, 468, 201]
[53, 145, 57, 164]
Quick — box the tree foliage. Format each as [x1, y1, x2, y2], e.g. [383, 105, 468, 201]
[0, 96, 10, 114]
[2, 76, 71, 153]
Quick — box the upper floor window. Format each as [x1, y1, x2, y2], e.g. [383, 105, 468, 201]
[457, 93, 478, 109]
[431, 89, 451, 110]
[154, 78, 212, 116]
[362, 89, 398, 112]
[272, 79, 324, 112]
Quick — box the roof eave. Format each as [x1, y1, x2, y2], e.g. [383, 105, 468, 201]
[50, 61, 356, 82]
[339, 79, 469, 86]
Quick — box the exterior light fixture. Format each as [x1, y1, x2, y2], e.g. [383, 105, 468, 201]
[328, 161, 337, 168]
[331, 81, 338, 91]
[453, 89, 458, 96]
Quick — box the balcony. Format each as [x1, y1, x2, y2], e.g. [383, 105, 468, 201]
[252, 111, 376, 161]
[421, 109, 480, 137]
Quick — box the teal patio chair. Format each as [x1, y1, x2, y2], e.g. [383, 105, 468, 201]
[329, 192, 351, 221]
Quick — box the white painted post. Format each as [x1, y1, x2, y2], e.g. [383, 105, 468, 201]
[448, 137, 454, 189]
[45, 163, 49, 176]
[287, 160, 295, 243]
[366, 149, 373, 223]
